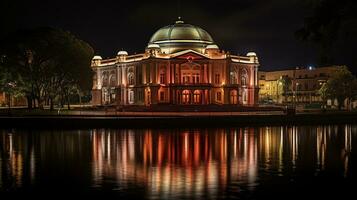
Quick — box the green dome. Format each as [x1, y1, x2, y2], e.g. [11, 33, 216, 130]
[148, 19, 215, 54]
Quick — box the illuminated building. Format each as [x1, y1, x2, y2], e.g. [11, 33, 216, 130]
[91, 19, 259, 106]
[258, 65, 345, 105]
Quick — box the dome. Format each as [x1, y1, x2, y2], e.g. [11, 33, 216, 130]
[206, 44, 219, 49]
[92, 55, 102, 60]
[247, 52, 257, 57]
[148, 19, 215, 54]
[147, 44, 160, 49]
[117, 51, 128, 56]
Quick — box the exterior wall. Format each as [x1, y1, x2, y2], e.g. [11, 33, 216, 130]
[0, 92, 27, 107]
[258, 66, 342, 104]
[0, 92, 5, 106]
[91, 50, 259, 107]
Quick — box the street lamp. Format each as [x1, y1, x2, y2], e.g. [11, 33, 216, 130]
[276, 79, 282, 104]
[6, 81, 16, 111]
[295, 82, 300, 104]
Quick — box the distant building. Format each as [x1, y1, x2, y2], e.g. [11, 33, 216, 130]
[91, 19, 260, 106]
[0, 92, 5, 106]
[258, 66, 343, 105]
[0, 92, 27, 107]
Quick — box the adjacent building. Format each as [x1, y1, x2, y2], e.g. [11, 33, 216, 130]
[91, 19, 260, 107]
[258, 65, 342, 104]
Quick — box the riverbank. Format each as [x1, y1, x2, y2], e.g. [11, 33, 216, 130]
[1, 111, 356, 128]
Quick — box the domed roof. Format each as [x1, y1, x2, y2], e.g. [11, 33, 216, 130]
[117, 51, 128, 56]
[206, 44, 219, 49]
[148, 19, 215, 54]
[92, 55, 102, 60]
[246, 52, 257, 57]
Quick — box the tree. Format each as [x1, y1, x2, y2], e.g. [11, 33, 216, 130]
[0, 27, 94, 110]
[318, 66, 357, 110]
[296, 0, 357, 65]
[318, 82, 329, 109]
[0, 55, 26, 110]
[278, 76, 292, 103]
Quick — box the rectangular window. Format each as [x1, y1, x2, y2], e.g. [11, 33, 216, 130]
[217, 92, 222, 101]
[192, 73, 199, 84]
[215, 74, 220, 84]
[138, 71, 142, 84]
[182, 74, 190, 84]
[129, 90, 134, 104]
[160, 91, 165, 101]
[160, 73, 165, 84]
[195, 74, 200, 83]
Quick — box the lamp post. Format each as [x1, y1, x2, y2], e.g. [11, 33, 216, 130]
[295, 82, 300, 105]
[6, 81, 16, 112]
[276, 79, 282, 104]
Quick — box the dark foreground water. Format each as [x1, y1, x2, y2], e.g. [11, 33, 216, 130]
[0, 125, 356, 199]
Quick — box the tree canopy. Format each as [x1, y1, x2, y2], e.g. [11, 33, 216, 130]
[0, 27, 94, 110]
[318, 66, 357, 109]
[296, 0, 357, 65]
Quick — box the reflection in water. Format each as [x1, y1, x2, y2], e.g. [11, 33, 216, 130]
[91, 129, 260, 198]
[0, 125, 356, 198]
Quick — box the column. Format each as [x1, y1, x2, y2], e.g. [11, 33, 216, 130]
[208, 64, 212, 83]
[204, 64, 207, 83]
[190, 90, 194, 104]
[97, 69, 101, 89]
[117, 66, 120, 86]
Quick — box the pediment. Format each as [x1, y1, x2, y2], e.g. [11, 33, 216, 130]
[170, 50, 209, 60]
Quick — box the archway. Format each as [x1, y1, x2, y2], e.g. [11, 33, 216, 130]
[193, 90, 201, 104]
[182, 90, 190, 104]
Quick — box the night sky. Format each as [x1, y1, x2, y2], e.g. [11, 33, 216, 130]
[1, 0, 355, 73]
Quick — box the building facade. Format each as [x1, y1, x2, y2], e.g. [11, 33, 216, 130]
[91, 20, 259, 107]
[258, 66, 342, 104]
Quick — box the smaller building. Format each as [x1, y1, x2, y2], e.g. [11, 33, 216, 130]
[258, 66, 343, 105]
[0, 92, 27, 107]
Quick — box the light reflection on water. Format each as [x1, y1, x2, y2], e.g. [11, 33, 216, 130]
[0, 125, 356, 198]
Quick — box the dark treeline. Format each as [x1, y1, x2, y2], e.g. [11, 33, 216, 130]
[0, 27, 94, 110]
[296, 0, 357, 66]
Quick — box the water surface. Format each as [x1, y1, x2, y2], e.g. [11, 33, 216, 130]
[0, 125, 356, 199]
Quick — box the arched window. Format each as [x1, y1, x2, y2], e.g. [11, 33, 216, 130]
[182, 90, 190, 104]
[109, 75, 116, 87]
[128, 73, 135, 85]
[241, 77, 247, 86]
[193, 90, 201, 104]
[230, 72, 238, 84]
[102, 72, 109, 87]
[241, 69, 248, 86]
[230, 90, 238, 104]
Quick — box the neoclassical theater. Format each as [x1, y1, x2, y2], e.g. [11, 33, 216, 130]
[91, 19, 259, 106]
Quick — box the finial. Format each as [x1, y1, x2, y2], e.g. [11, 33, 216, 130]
[175, 16, 184, 24]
